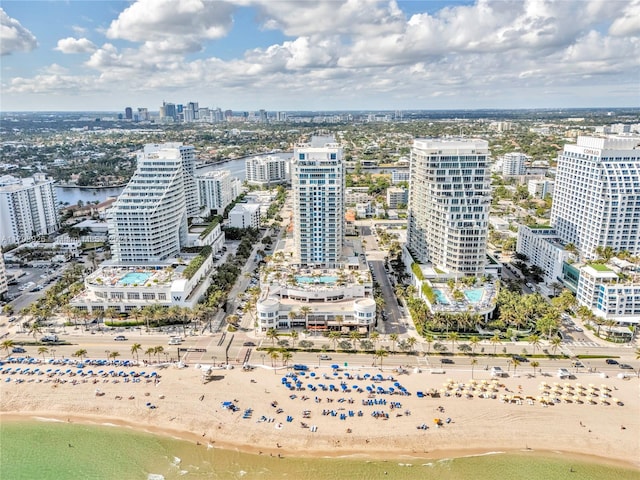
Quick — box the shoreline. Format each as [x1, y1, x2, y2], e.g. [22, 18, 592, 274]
[1, 411, 637, 471]
[1, 364, 638, 470]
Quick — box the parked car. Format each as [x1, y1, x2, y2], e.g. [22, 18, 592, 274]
[114, 335, 127, 341]
[605, 359, 619, 365]
[11, 347, 26, 354]
[573, 326, 584, 332]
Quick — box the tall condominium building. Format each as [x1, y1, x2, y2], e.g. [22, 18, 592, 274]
[108, 146, 188, 263]
[501, 152, 527, 176]
[197, 170, 234, 214]
[245, 155, 287, 186]
[407, 138, 491, 276]
[0, 253, 7, 299]
[143, 143, 199, 217]
[0, 173, 59, 246]
[292, 137, 344, 267]
[551, 136, 640, 259]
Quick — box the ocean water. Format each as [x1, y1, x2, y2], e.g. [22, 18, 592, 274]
[1, 420, 637, 480]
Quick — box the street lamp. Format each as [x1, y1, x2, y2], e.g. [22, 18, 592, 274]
[51, 349, 56, 360]
[261, 354, 265, 366]
[317, 354, 321, 368]
[105, 350, 110, 362]
[212, 356, 217, 367]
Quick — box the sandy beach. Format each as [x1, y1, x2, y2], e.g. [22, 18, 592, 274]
[1, 361, 638, 468]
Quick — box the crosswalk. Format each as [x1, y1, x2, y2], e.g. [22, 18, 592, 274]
[564, 341, 601, 348]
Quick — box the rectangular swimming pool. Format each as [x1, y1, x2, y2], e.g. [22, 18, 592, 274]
[119, 272, 151, 285]
[295, 276, 337, 284]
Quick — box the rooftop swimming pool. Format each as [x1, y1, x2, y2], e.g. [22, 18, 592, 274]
[433, 289, 449, 305]
[464, 288, 484, 303]
[296, 276, 338, 284]
[119, 272, 151, 285]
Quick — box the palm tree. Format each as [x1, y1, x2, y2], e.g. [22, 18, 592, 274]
[144, 347, 155, 363]
[109, 351, 120, 363]
[328, 331, 341, 350]
[424, 333, 434, 355]
[299, 306, 312, 327]
[349, 330, 361, 350]
[406, 336, 417, 353]
[550, 337, 562, 356]
[490, 334, 501, 355]
[269, 349, 279, 367]
[527, 334, 541, 355]
[29, 323, 43, 340]
[389, 333, 399, 353]
[1, 339, 15, 356]
[290, 330, 299, 349]
[280, 351, 292, 367]
[266, 328, 279, 346]
[37, 346, 49, 361]
[447, 331, 459, 354]
[531, 360, 540, 375]
[370, 331, 380, 350]
[511, 358, 520, 374]
[470, 358, 478, 379]
[469, 335, 481, 355]
[154, 346, 164, 362]
[130, 343, 142, 363]
[73, 349, 87, 361]
[374, 349, 388, 370]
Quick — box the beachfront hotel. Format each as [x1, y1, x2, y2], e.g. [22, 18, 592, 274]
[0, 173, 59, 246]
[407, 138, 491, 277]
[196, 170, 238, 216]
[292, 136, 345, 268]
[550, 135, 640, 259]
[256, 136, 376, 334]
[405, 138, 496, 320]
[71, 144, 225, 314]
[108, 144, 191, 264]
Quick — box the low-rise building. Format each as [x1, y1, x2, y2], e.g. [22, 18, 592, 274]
[516, 225, 574, 284]
[386, 187, 408, 209]
[528, 179, 554, 199]
[228, 203, 261, 229]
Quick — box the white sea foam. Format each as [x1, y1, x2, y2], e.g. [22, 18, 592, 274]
[147, 475, 165, 480]
[460, 451, 505, 458]
[33, 417, 64, 423]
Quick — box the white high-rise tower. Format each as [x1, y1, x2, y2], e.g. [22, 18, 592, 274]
[551, 135, 640, 258]
[108, 145, 189, 263]
[292, 137, 344, 267]
[407, 138, 491, 276]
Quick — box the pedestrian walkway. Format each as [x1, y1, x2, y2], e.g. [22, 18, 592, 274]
[565, 341, 601, 348]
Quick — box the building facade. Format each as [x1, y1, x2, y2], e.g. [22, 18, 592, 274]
[386, 187, 408, 209]
[501, 152, 528, 176]
[0, 254, 7, 299]
[527, 179, 554, 199]
[245, 155, 288, 186]
[551, 136, 640, 259]
[292, 137, 345, 267]
[0, 173, 59, 246]
[197, 170, 234, 214]
[108, 145, 188, 264]
[576, 264, 640, 325]
[516, 226, 573, 284]
[407, 138, 491, 276]
[228, 203, 261, 229]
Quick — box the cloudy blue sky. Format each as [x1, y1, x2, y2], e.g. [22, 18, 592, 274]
[1, 0, 639, 112]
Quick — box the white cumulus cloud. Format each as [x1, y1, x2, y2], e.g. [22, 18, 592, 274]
[0, 8, 38, 56]
[55, 37, 97, 54]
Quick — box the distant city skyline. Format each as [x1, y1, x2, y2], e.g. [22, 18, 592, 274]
[1, 0, 639, 112]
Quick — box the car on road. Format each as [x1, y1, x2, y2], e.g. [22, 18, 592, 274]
[114, 335, 127, 341]
[573, 326, 583, 332]
[440, 358, 454, 364]
[605, 359, 619, 365]
[319, 355, 332, 360]
[572, 361, 585, 368]
[11, 347, 26, 354]
[619, 364, 633, 370]
[41, 335, 58, 343]
[243, 341, 256, 347]
[512, 355, 529, 362]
